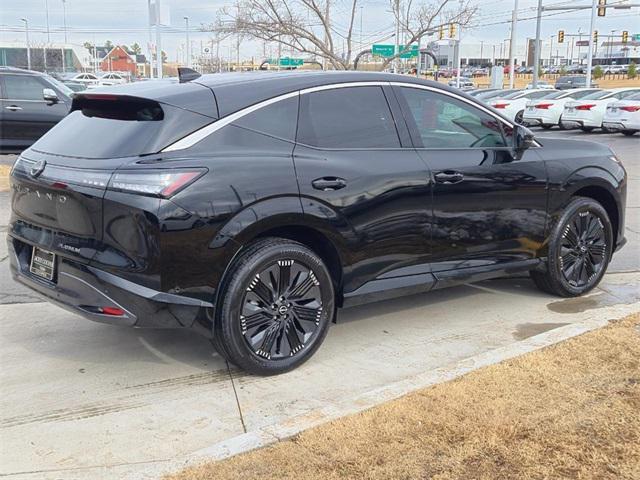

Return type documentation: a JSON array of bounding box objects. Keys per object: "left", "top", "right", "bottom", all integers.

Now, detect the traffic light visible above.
[
  {"left": 439, "top": 26, "right": 444, "bottom": 40},
  {"left": 449, "top": 23, "right": 457, "bottom": 39},
  {"left": 597, "top": 0, "right": 606, "bottom": 17},
  {"left": 558, "top": 30, "right": 565, "bottom": 43},
  {"left": 593, "top": 30, "right": 598, "bottom": 43},
  {"left": 622, "top": 31, "right": 629, "bottom": 43}
]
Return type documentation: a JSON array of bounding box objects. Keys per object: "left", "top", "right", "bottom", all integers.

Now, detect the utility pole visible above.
[
  {"left": 44, "top": 0, "right": 50, "bottom": 71},
  {"left": 62, "top": 0, "right": 67, "bottom": 43},
  {"left": 323, "top": 0, "right": 330, "bottom": 70},
  {"left": 549, "top": 35, "right": 554, "bottom": 67},
  {"left": 236, "top": 3, "right": 241, "bottom": 71},
  {"left": 480, "top": 40, "right": 484, "bottom": 66},
  {"left": 184, "top": 16, "right": 190, "bottom": 67},
  {"left": 532, "top": 0, "right": 543, "bottom": 87},
  {"left": 394, "top": 0, "right": 400, "bottom": 73},
  {"left": 508, "top": 0, "right": 519, "bottom": 89},
  {"left": 155, "top": 0, "right": 162, "bottom": 78},
  {"left": 147, "top": 0, "right": 154, "bottom": 78},
  {"left": 360, "top": 5, "right": 363, "bottom": 48},
  {"left": 585, "top": 0, "right": 597, "bottom": 87},
  {"left": 456, "top": 26, "right": 462, "bottom": 88},
  {"left": 21, "top": 18, "right": 31, "bottom": 70}
]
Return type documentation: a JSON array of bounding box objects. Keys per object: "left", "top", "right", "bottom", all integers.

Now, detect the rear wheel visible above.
[
  {"left": 213, "top": 238, "right": 335, "bottom": 375},
  {"left": 622, "top": 130, "right": 637, "bottom": 136},
  {"left": 531, "top": 197, "right": 612, "bottom": 297},
  {"left": 541, "top": 124, "right": 553, "bottom": 130},
  {"left": 580, "top": 126, "right": 595, "bottom": 133}
]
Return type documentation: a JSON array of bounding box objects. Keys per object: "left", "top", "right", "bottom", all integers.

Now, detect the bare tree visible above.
[{"left": 207, "top": 0, "right": 476, "bottom": 70}]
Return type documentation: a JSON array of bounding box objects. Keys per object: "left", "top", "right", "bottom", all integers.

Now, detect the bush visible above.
[
  {"left": 559, "top": 66, "right": 567, "bottom": 75},
  {"left": 628, "top": 62, "right": 637, "bottom": 79},
  {"left": 593, "top": 65, "right": 603, "bottom": 80}
]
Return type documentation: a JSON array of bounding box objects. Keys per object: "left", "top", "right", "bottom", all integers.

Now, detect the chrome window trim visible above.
[{"left": 162, "top": 80, "right": 539, "bottom": 152}]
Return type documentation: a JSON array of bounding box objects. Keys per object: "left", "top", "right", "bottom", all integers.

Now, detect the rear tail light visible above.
[
  {"left": 620, "top": 105, "right": 640, "bottom": 112},
  {"left": 493, "top": 103, "right": 509, "bottom": 109},
  {"left": 575, "top": 104, "right": 596, "bottom": 111},
  {"left": 534, "top": 103, "right": 554, "bottom": 109},
  {"left": 108, "top": 169, "right": 206, "bottom": 198},
  {"left": 100, "top": 307, "right": 125, "bottom": 316}
]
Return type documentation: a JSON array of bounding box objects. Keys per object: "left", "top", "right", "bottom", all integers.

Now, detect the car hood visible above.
[{"left": 536, "top": 137, "right": 613, "bottom": 158}]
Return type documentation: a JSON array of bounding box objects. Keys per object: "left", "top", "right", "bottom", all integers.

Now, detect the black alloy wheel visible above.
[
  {"left": 531, "top": 197, "right": 612, "bottom": 297},
  {"left": 213, "top": 238, "right": 334, "bottom": 375},
  {"left": 241, "top": 259, "right": 323, "bottom": 360},
  {"left": 558, "top": 211, "right": 607, "bottom": 288}
]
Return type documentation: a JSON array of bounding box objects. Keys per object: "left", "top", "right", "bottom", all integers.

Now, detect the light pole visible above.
[
  {"left": 359, "top": 5, "right": 363, "bottom": 48},
  {"left": 184, "top": 16, "right": 190, "bottom": 67},
  {"left": 608, "top": 30, "right": 617, "bottom": 63},
  {"left": 21, "top": 18, "right": 31, "bottom": 70},
  {"left": 62, "top": 0, "right": 67, "bottom": 43},
  {"left": 508, "top": 0, "right": 519, "bottom": 89},
  {"left": 532, "top": 0, "right": 543, "bottom": 87}
]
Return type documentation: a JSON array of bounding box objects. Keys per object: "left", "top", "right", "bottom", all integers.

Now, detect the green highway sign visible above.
[
  {"left": 372, "top": 44, "right": 395, "bottom": 57},
  {"left": 372, "top": 44, "right": 419, "bottom": 58},
  {"left": 399, "top": 44, "right": 419, "bottom": 58},
  {"left": 268, "top": 57, "right": 304, "bottom": 67}
]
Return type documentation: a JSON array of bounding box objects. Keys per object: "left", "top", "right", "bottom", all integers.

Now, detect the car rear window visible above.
[
  {"left": 581, "top": 91, "right": 612, "bottom": 100},
  {"left": 627, "top": 92, "right": 640, "bottom": 100},
  {"left": 32, "top": 96, "right": 214, "bottom": 158}
]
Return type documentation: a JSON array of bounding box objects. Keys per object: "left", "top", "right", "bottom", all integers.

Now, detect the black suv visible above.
[
  {"left": 8, "top": 72, "right": 627, "bottom": 374},
  {"left": 0, "top": 67, "right": 72, "bottom": 151}
]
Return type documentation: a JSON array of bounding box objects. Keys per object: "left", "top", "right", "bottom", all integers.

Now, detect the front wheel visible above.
[
  {"left": 531, "top": 197, "right": 612, "bottom": 297},
  {"left": 213, "top": 238, "right": 335, "bottom": 375}
]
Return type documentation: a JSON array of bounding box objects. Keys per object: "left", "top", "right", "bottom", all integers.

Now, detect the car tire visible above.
[
  {"left": 541, "top": 124, "right": 553, "bottom": 130},
  {"left": 213, "top": 237, "right": 335, "bottom": 375},
  {"left": 531, "top": 197, "right": 612, "bottom": 297},
  {"left": 580, "top": 126, "right": 595, "bottom": 133},
  {"left": 621, "top": 130, "right": 637, "bottom": 136}
]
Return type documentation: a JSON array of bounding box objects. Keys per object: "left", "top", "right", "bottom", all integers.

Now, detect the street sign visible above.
[
  {"left": 399, "top": 44, "right": 419, "bottom": 58},
  {"left": 267, "top": 57, "right": 304, "bottom": 67},
  {"left": 372, "top": 44, "right": 395, "bottom": 57},
  {"left": 633, "top": 34, "right": 640, "bottom": 41}
]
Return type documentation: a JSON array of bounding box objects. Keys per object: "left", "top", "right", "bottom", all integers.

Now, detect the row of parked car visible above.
[
  {"left": 467, "top": 86, "right": 640, "bottom": 135},
  {"left": 52, "top": 71, "right": 130, "bottom": 92}
]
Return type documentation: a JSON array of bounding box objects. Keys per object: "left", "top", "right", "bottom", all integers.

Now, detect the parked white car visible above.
[
  {"left": 525, "top": 81, "right": 554, "bottom": 90},
  {"left": 99, "top": 72, "right": 128, "bottom": 86},
  {"left": 560, "top": 88, "right": 640, "bottom": 132},
  {"left": 522, "top": 88, "right": 602, "bottom": 129},
  {"left": 71, "top": 72, "right": 100, "bottom": 86},
  {"left": 602, "top": 91, "right": 640, "bottom": 136},
  {"left": 489, "top": 89, "right": 553, "bottom": 124}
]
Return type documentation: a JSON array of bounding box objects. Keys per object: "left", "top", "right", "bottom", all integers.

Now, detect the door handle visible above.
[
  {"left": 311, "top": 177, "right": 347, "bottom": 191},
  {"left": 4, "top": 105, "right": 23, "bottom": 112},
  {"left": 434, "top": 171, "right": 464, "bottom": 184}
]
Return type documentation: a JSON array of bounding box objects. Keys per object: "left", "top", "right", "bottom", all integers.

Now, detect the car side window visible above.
[
  {"left": 297, "top": 86, "right": 400, "bottom": 149},
  {"left": 617, "top": 90, "right": 639, "bottom": 99},
  {"left": 3, "top": 75, "right": 45, "bottom": 101},
  {"left": 399, "top": 87, "right": 507, "bottom": 149},
  {"left": 233, "top": 95, "right": 299, "bottom": 142}
]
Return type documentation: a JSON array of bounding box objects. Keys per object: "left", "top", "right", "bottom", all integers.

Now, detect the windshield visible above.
[{"left": 47, "top": 76, "right": 74, "bottom": 97}]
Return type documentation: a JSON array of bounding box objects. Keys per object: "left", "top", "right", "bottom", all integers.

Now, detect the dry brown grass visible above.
[
  {"left": 0, "top": 165, "right": 11, "bottom": 192},
  {"left": 168, "top": 313, "right": 640, "bottom": 480}
]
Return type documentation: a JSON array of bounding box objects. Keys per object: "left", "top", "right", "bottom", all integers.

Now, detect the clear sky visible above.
[{"left": 1, "top": 0, "right": 639, "bottom": 61}]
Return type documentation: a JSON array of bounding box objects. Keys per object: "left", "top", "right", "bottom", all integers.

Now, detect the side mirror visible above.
[
  {"left": 513, "top": 124, "right": 535, "bottom": 152},
  {"left": 43, "top": 88, "right": 59, "bottom": 104}
]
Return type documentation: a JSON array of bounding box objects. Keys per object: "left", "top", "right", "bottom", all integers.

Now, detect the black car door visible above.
[
  {"left": 0, "top": 73, "right": 69, "bottom": 149},
  {"left": 293, "top": 84, "right": 433, "bottom": 296},
  {"left": 393, "top": 84, "right": 548, "bottom": 273}
]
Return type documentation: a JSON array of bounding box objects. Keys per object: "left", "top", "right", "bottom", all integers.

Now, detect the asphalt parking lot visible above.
[{"left": 1, "top": 129, "right": 639, "bottom": 479}]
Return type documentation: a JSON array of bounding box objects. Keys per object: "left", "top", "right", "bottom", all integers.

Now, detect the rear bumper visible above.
[{"left": 8, "top": 235, "right": 213, "bottom": 332}]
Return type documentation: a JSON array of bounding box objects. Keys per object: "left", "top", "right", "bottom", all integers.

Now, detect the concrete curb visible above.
[{"left": 150, "top": 310, "right": 631, "bottom": 479}]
